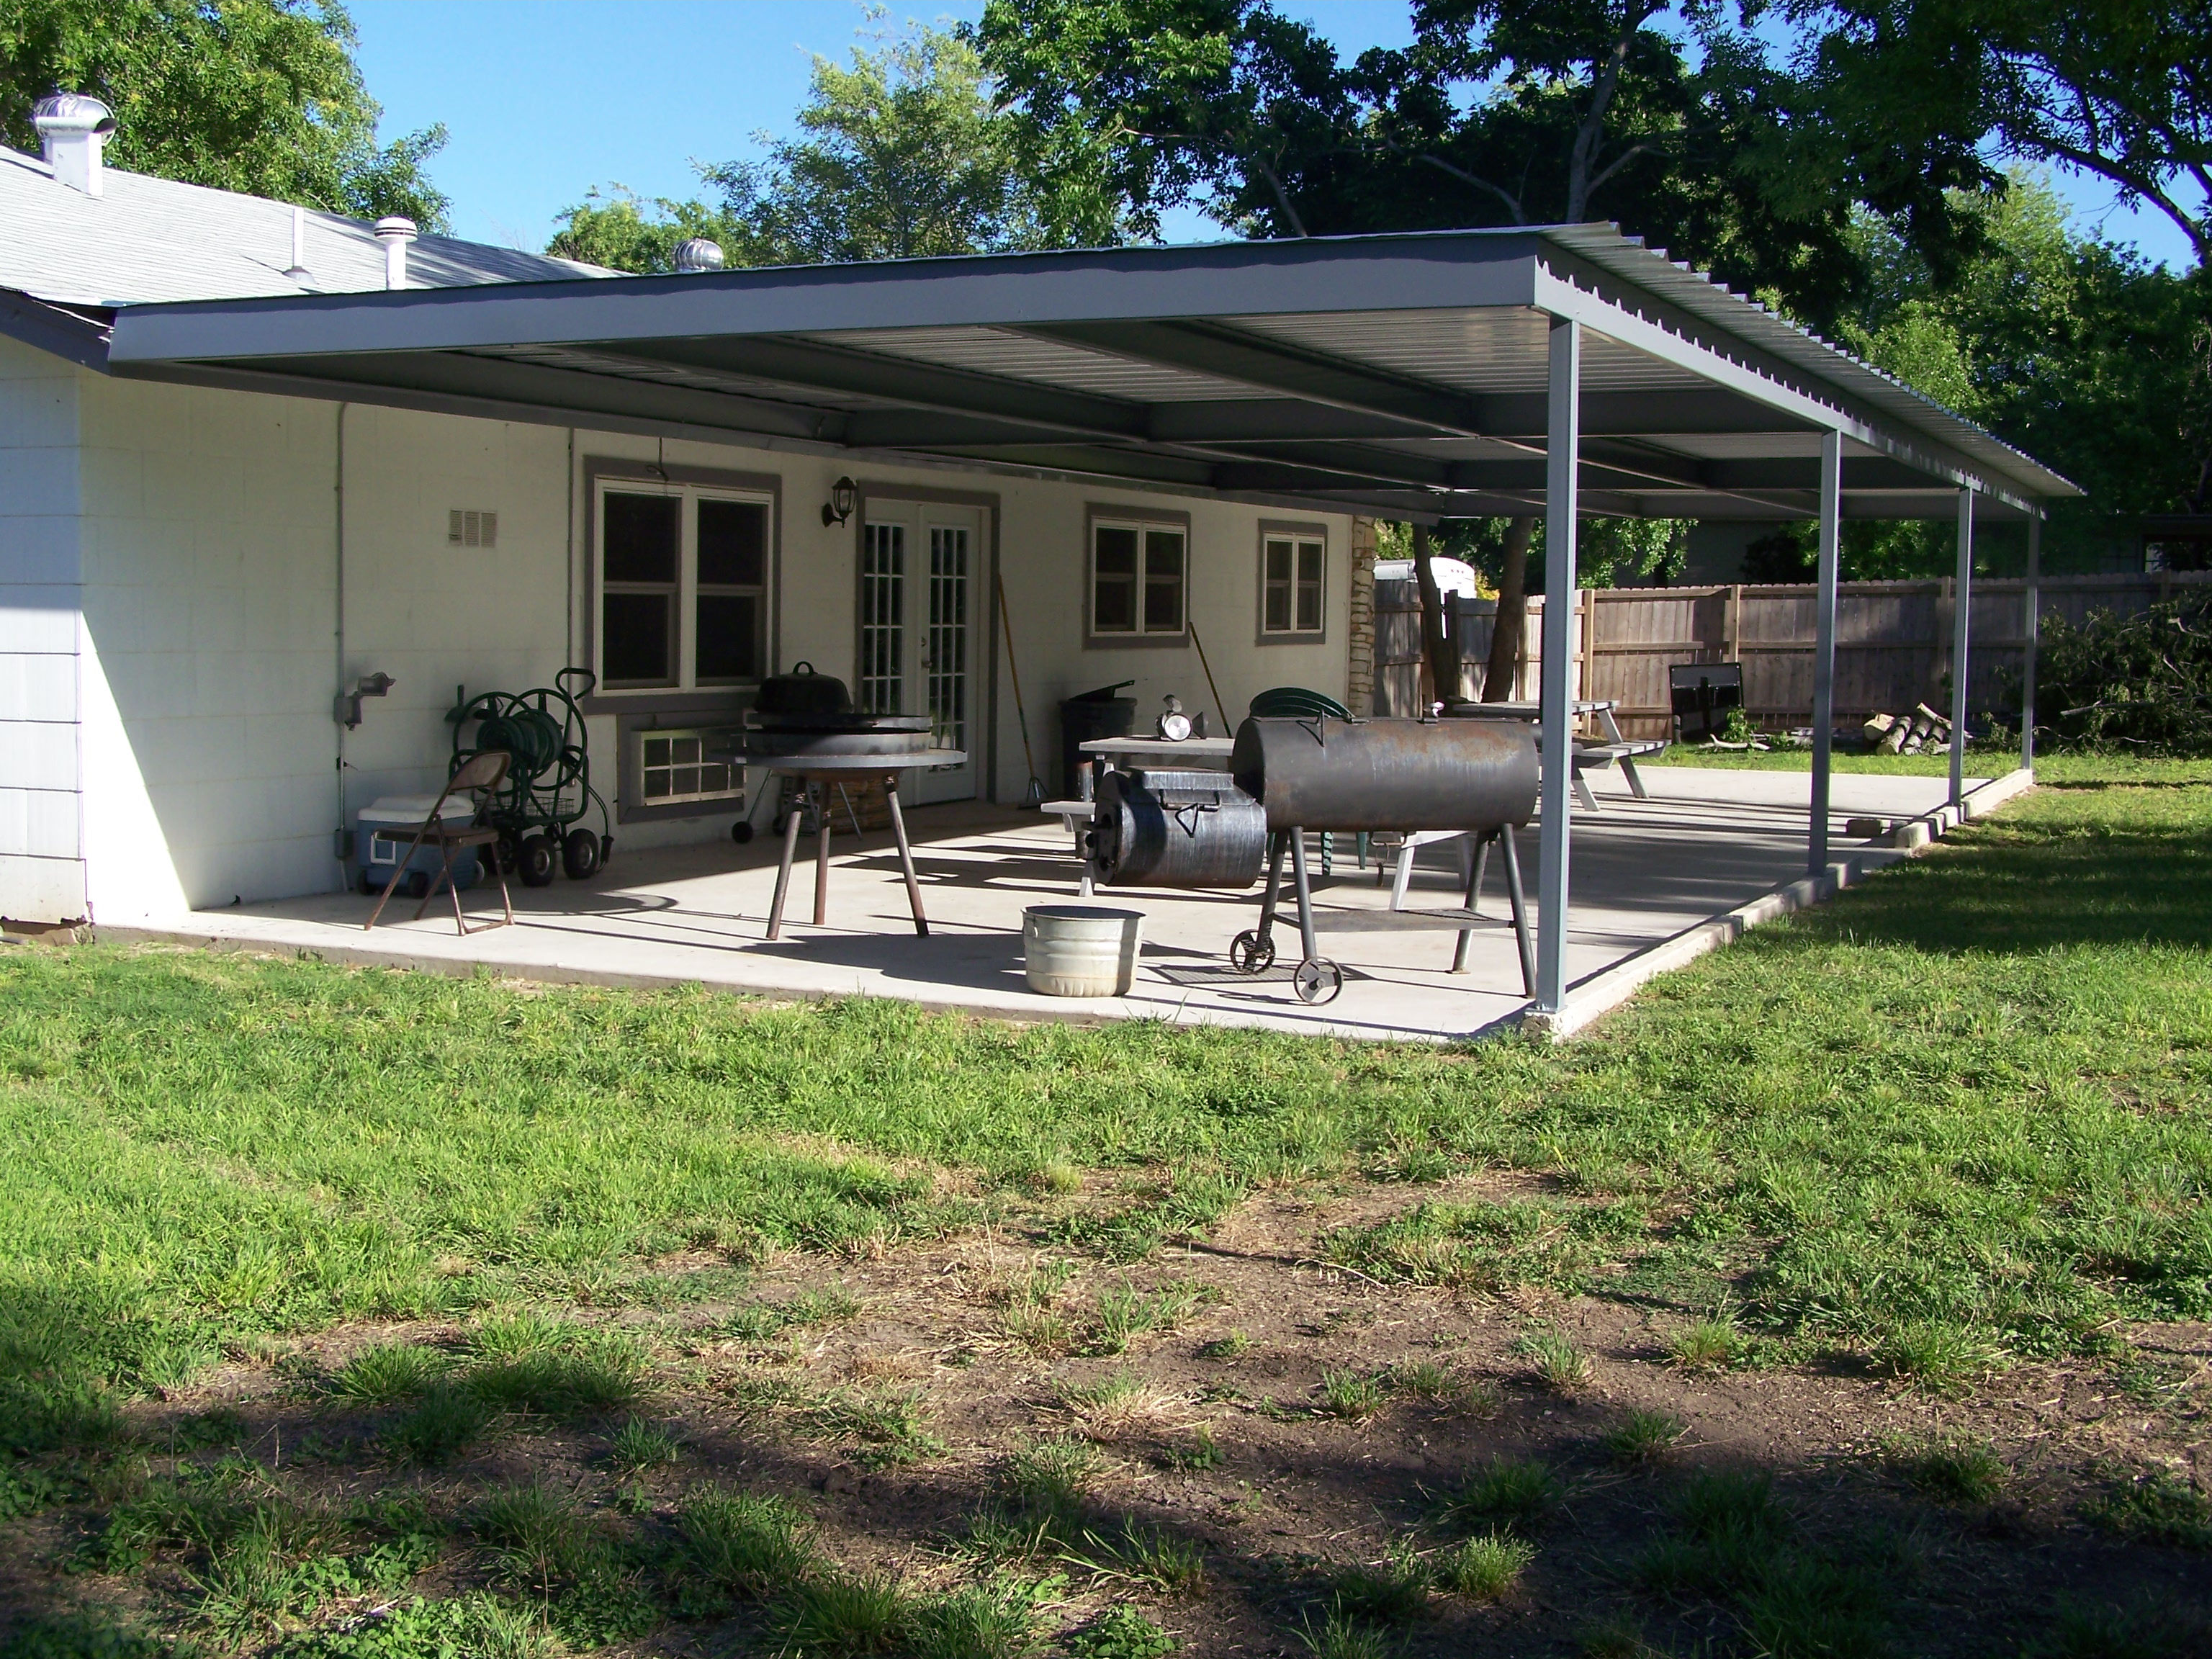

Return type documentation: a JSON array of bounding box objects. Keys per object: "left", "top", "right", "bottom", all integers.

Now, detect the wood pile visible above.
[{"left": 1863, "top": 703, "right": 1952, "bottom": 755}]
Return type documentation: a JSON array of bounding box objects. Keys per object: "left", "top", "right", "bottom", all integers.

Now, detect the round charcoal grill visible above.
[{"left": 1088, "top": 716, "right": 1540, "bottom": 1006}]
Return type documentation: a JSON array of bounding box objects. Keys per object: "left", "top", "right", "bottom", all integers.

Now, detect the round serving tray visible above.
[
  {"left": 737, "top": 728, "right": 932, "bottom": 758},
  {"left": 745, "top": 711, "right": 932, "bottom": 732}
]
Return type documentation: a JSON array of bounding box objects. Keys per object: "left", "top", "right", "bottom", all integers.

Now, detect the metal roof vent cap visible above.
[
  {"left": 32, "top": 91, "right": 116, "bottom": 197},
  {"left": 373, "top": 216, "right": 417, "bottom": 289},
  {"left": 673, "top": 237, "right": 725, "bottom": 273}
]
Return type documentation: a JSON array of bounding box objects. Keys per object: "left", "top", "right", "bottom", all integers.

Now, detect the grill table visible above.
[{"left": 719, "top": 748, "right": 966, "bottom": 940}]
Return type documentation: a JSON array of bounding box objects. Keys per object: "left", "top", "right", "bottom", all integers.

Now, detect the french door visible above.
[{"left": 858, "top": 502, "right": 982, "bottom": 805}]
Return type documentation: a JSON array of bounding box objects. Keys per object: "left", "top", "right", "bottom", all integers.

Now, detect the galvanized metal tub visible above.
[{"left": 1022, "top": 904, "right": 1144, "bottom": 997}]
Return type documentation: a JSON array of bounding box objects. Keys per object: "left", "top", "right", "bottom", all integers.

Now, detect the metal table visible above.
[{"left": 721, "top": 749, "right": 966, "bottom": 940}]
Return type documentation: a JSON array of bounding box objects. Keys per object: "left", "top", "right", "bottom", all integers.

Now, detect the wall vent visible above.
[{"left": 448, "top": 509, "right": 498, "bottom": 547}]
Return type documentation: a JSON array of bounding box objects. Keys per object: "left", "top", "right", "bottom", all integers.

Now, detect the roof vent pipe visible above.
[
  {"left": 673, "top": 237, "right": 725, "bottom": 273},
  {"left": 32, "top": 91, "right": 115, "bottom": 197},
  {"left": 373, "top": 216, "right": 417, "bottom": 289},
  {"left": 284, "top": 204, "right": 312, "bottom": 284}
]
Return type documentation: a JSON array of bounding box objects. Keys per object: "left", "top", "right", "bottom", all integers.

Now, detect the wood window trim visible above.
[
  {"left": 578, "top": 457, "right": 782, "bottom": 715},
  {"left": 1256, "top": 519, "right": 1330, "bottom": 646},
  {"left": 1084, "top": 503, "right": 1192, "bottom": 649}
]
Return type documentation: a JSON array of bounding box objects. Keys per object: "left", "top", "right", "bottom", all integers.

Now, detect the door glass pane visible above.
[
  {"left": 696, "top": 593, "right": 760, "bottom": 684},
  {"left": 603, "top": 493, "right": 679, "bottom": 583},
  {"left": 860, "top": 522, "right": 904, "bottom": 713},
  {"left": 927, "top": 526, "right": 969, "bottom": 755},
  {"left": 602, "top": 592, "right": 674, "bottom": 685},
  {"left": 1143, "top": 529, "right": 1184, "bottom": 632},
  {"left": 697, "top": 498, "right": 767, "bottom": 586}
]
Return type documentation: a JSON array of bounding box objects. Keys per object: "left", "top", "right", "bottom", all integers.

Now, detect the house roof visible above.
[
  {"left": 0, "top": 146, "right": 2074, "bottom": 523},
  {"left": 0, "top": 143, "right": 606, "bottom": 306}
]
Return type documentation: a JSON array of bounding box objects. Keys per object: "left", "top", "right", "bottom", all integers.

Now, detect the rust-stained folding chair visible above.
[{"left": 363, "top": 749, "right": 516, "bottom": 934}]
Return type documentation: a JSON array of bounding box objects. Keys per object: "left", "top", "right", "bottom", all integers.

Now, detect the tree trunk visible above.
[
  {"left": 1413, "top": 523, "right": 1460, "bottom": 710},
  {"left": 1483, "top": 516, "right": 1536, "bottom": 701}
]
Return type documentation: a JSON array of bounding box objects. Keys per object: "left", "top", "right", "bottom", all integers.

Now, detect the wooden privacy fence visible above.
[{"left": 1375, "top": 572, "right": 2212, "bottom": 737}]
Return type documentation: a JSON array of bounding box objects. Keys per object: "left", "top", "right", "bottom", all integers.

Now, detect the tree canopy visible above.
[
  {"left": 550, "top": 22, "right": 1124, "bottom": 274},
  {"left": 0, "top": 0, "right": 449, "bottom": 228}
]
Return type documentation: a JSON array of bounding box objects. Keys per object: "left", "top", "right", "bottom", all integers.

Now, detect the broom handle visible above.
[
  {"left": 996, "top": 572, "right": 1040, "bottom": 783},
  {"left": 1189, "top": 617, "right": 1230, "bottom": 736}
]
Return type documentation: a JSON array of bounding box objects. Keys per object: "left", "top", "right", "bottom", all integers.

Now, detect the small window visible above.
[
  {"left": 1260, "top": 531, "right": 1326, "bottom": 639},
  {"left": 596, "top": 483, "right": 772, "bottom": 692},
  {"left": 637, "top": 729, "right": 742, "bottom": 806},
  {"left": 1090, "top": 516, "right": 1186, "bottom": 639}
]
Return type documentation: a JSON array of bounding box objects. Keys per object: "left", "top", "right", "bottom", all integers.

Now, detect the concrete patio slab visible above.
[{"left": 109, "top": 766, "right": 1982, "bottom": 1043}]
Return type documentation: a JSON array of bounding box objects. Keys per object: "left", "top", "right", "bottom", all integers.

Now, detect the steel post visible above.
[
  {"left": 1951, "top": 489, "right": 1974, "bottom": 805},
  {"left": 1810, "top": 430, "right": 1842, "bottom": 874},
  {"left": 1536, "top": 316, "right": 1580, "bottom": 1013}
]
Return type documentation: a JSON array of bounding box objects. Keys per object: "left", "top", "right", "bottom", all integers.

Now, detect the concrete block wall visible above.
[{"left": 0, "top": 335, "right": 85, "bottom": 923}]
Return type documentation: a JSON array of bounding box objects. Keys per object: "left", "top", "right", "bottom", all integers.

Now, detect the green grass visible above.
[
  {"left": 1439, "top": 1457, "right": 1558, "bottom": 1532},
  {"left": 1434, "top": 1532, "right": 1533, "bottom": 1601},
  {"left": 1, "top": 760, "right": 2209, "bottom": 1428}
]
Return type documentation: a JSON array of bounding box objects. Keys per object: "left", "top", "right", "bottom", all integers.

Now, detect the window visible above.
[
  {"left": 1260, "top": 529, "right": 1326, "bottom": 639},
  {"left": 1089, "top": 514, "right": 1186, "bottom": 639},
  {"left": 596, "top": 483, "right": 771, "bottom": 691},
  {"left": 637, "top": 729, "right": 742, "bottom": 807}
]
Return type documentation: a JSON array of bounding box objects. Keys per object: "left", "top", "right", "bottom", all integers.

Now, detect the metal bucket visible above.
[{"left": 1022, "top": 905, "right": 1143, "bottom": 997}]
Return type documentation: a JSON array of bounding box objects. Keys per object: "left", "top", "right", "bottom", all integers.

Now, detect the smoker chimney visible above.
[
  {"left": 32, "top": 92, "right": 115, "bottom": 198},
  {"left": 374, "top": 216, "right": 417, "bottom": 289},
  {"left": 673, "top": 237, "right": 725, "bottom": 273}
]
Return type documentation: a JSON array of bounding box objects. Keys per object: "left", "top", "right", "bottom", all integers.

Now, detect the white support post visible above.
[
  {"left": 1950, "top": 487, "right": 1974, "bottom": 805},
  {"left": 1809, "top": 431, "right": 1842, "bottom": 875},
  {"left": 2021, "top": 510, "right": 2040, "bottom": 770},
  {"left": 1535, "top": 317, "right": 1580, "bottom": 1015}
]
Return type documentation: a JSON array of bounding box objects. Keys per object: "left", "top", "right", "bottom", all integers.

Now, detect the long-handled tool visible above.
[
  {"left": 997, "top": 572, "right": 1046, "bottom": 806},
  {"left": 1188, "top": 617, "right": 1230, "bottom": 737}
]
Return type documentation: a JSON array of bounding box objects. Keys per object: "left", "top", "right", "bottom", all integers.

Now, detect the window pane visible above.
[
  {"left": 1093, "top": 575, "right": 1136, "bottom": 632},
  {"left": 1145, "top": 529, "right": 1184, "bottom": 582},
  {"left": 602, "top": 592, "right": 674, "bottom": 684},
  {"left": 603, "top": 493, "right": 679, "bottom": 583},
  {"left": 1296, "top": 578, "right": 1322, "bottom": 632},
  {"left": 696, "top": 593, "right": 761, "bottom": 683},
  {"left": 698, "top": 498, "right": 768, "bottom": 587},
  {"left": 644, "top": 737, "right": 670, "bottom": 768},
  {"left": 1265, "top": 583, "right": 1290, "bottom": 632},
  {"left": 1094, "top": 525, "right": 1138, "bottom": 575},
  {"left": 1298, "top": 540, "right": 1323, "bottom": 588},
  {"left": 644, "top": 768, "right": 672, "bottom": 799},
  {"left": 1266, "top": 539, "right": 1292, "bottom": 583},
  {"left": 1143, "top": 530, "right": 1184, "bottom": 632}
]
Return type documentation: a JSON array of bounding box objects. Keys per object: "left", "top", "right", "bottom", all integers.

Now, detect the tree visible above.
[
  {"left": 550, "top": 21, "right": 1126, "bottom": 274},
  {"left": 1789, "top": 0, "right": 2211, "bottom": 267},
  {"left": 0, "top": 0, "right": 449, "bottom": 228}
]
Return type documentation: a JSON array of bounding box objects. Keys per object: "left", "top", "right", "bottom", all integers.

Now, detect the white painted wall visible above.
[
  {"left": 41, "top": 356, "right": 1349, "bottom": 916},
  {"left": 0, "top": 335, "right": 86, "bottom": 923}
]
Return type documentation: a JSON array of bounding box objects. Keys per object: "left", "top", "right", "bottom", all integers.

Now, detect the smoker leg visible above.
[
  {"left": 1500, "top": 823, "right": 1536, "bottom": 998},
  {"left": 767, "top": 778, "right": 804, "bottom": 940},
  {"left": 884, "top": 773, "right": 928, "bottom": 938},
  {"left": 1452, "top": 830, "right": 1490, "bottom": 975},
  {"left": 814, "top": 782, "right": 832, "bottom": 927},
  {"left": 1256, "top": 832, "right": 1288, "bottom": 946},
  {"left": 1290, "top": 828, "right": 1319, "bottom": 966}
]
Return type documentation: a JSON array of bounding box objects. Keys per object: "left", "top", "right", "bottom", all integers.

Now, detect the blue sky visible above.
[{"left": 351, "top": 0, "right": 2194, "bottom": 269}]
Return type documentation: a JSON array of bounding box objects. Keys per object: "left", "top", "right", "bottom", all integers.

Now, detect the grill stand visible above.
[
  {"left": 1232, "top": 824, "right": 1534, "bottom": 1006},
  {"left": 745, "top": 755, "right": 961, "bottom": 941}
]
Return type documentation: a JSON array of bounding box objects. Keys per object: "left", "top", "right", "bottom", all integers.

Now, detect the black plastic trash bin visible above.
[{"left": 1059, "top": 680, "right": 1138, "bottom": 799}]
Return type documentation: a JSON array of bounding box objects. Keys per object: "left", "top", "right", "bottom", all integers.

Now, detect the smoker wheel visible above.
[
  {"left": 1293, "top": 958, "right": 1344, "bottom": 1005},
  {"left": 1228, "top": 930, "right": 1276, "bottom": 975}
]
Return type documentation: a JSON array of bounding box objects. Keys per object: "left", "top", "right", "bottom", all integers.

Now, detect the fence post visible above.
[{"left": 1950, "top": 491, "right": 1974, "bottom": 806}]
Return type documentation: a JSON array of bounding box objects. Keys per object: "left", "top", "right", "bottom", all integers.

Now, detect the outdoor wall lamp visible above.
[
  {"left": 334, "top": 670, "right": 395, "bottom": 729},
  {"left": 822, "top": 476, "right": 858, "bottom": 527}
]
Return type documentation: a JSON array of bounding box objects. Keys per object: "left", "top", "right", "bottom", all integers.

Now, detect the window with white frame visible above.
[
  {"left": 636, "top": 728, "right": 742, "bottom": 807},
  {"left": 1260, "top": 529, "right": 1326, "bottom": 638},
  {"left": 597, "top": 482, "right": 771, "bottom": 690},
  {"left": 1089, "top": 514, "right": 1186, "bottom": 639}
]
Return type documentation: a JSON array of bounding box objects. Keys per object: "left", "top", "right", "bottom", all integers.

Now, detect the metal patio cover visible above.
[{"left": 98, "top": 224, "right": 2076, "bottom": 523}]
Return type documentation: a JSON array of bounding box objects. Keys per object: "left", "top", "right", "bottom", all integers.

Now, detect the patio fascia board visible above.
[
  {"left": 0, "top": 285, "right": 112, "bottom": 370},
  {"left": 104, "top": 231, "right": 1546, "bottom": 364}
]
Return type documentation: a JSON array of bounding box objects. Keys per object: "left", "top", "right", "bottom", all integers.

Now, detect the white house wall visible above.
[
  {"left": 50, "top": 359, "right": 1349, "bottom": 917},
  {"left": 0, "top": 334, "right": 86, "bottom": 924}
]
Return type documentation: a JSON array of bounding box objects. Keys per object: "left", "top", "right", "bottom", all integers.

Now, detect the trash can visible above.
[{"left": 1059, "top": 680, "right": 1137, "bottom": 800}]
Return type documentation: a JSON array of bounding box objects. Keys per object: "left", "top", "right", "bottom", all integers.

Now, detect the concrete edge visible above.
[{"left": 1521, "top": 766, "right": 2036, "bottom": 1041}]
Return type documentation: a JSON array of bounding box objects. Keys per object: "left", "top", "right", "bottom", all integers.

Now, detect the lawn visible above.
[{"left": 2, "top": 757, "right": 2208, "bottom": 1658}]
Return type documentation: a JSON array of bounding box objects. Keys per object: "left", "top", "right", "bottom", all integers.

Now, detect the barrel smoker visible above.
[{"left": 1087, "top": 716, "right": 1539, "bottom": 1005}]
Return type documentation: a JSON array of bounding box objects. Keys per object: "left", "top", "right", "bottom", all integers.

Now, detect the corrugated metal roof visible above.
[{"left": 0, "top": 143, "right": 607, "bottom": 305}]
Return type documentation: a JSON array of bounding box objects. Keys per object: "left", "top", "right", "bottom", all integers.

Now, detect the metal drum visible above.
[
  {"left": 1229, "top": 716, "right": 1538, "bottom": 833},
  {"left": 1089, "top": 768, "right": 1268, "bottom": 889}
]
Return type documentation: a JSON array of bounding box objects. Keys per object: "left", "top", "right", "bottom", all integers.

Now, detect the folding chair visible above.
[{"left": 363, "top": 749, "right": 516, "bottom": 934}]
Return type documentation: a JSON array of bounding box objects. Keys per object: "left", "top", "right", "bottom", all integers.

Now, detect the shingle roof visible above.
[{"left": 0, "top": 144, "right": 609, "bottom": 306}]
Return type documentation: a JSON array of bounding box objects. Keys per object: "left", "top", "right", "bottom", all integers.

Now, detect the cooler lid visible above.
[{"left": 359, "top": 793, "right": 475, "bottom": 824}]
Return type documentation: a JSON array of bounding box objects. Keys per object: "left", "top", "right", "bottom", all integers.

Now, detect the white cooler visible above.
[{"left": 350, "top": 794, "right": 482, "bottom": 897}]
